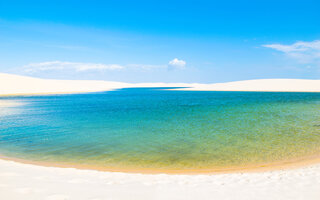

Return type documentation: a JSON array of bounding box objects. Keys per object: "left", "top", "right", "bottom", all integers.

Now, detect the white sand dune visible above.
[
  {"left": 1, "top": 73, "right": 320, "bottom": 96},
  {"left": 1, "top": 73, "right": 320, "bottom": 200},
  {"left": 173, "top": 79, "right": 320, "bottom": 92},
  {"left": 0, "top": 73, "right": 196, "bottom": 96},
  {"left": 0, "top": 73, "right": 130, "bottom": 96}
]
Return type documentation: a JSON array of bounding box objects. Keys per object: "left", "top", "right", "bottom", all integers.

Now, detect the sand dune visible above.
[
  {"left": 1, "top": 73, "right": 320, "bottom": 96},
  {"left": 174, "top": 79, "right": 320, "bottom": 92},
  {"left": 0, "top": 73, "right": 129, "bottom": 96}
]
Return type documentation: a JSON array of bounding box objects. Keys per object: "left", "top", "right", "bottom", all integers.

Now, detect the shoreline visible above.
[
  {"left": 2, "top": 89, "right": 320, "bottom": 98},
  {"left": 1, "top": 156, "right": 320, "bottom": 200},
  {"left": 1, "top": 152, "right": 320, "bottom": 175}
]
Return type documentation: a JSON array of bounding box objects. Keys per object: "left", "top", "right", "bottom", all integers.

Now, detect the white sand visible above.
[
  {"left": 0, "top": 73, "right": 197, "bottom": 96},
  {"left": 1, "top": 159, "right": 320, "bottom": 200},
  {"left": 1, "top": 73, "right": 320, "bottom": 200},
  {"left": 2, "top": 73, "right": 320, "bottom": 96},
  {"left": 172, "top": 79, "right": 320, "bottom": 92},
  {"left": 0, "top": 73, "right": 130, "bottom": 96}
]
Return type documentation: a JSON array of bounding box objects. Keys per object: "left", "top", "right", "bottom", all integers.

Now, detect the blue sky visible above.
[{"left": 0, "top": 0, "right": 320, "bottom": 83}]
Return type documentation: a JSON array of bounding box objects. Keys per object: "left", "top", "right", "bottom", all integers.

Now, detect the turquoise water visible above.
[{"left": 1, "top": 88, "right": 320, "bottom": 172}]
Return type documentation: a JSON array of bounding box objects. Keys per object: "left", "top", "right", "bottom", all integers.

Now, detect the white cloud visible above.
[
  {"left": 263, "top": 40, "right": 320, "bottom": 65},
  {"left": 23, "top": 59, "right": 187, "bottom": 75},
  {"left": 24, "top": 61, "right": 124, "bottom": 73},
  {"left": 168, "top": 58, "right": 186, "bottom": 70}
]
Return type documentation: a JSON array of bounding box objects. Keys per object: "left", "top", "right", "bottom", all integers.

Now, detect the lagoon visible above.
[{"left": 1, "top": 88, "right": 320, "bottom": 173}]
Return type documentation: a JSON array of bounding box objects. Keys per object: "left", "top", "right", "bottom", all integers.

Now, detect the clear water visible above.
[{"left": 1, "top": 88, "right": 320, "bottom": 172}]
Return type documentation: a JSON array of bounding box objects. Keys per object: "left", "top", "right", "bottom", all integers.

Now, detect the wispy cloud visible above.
[
  {"left": 24, "top": 61, "right": 124, "bottom": 73},
  {"left": 168, "top": 58, "right": 186, "bottom": 70},
  {"left": 263, "top": 40, "right": 320, "bottom": 65},
  {"left": 23, "top": 59, "right": 187, "bottom": 74}
]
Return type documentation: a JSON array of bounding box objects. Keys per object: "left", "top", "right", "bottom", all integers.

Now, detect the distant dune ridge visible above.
[
  {"left": 0, "top": 73, "right": 129, "bottom": 96},
  {"left": 1, "top": 73, "right": 320, "bottom": 96},
  {"left": 174, "top": 79, "right": 320, "bottom": 92}
]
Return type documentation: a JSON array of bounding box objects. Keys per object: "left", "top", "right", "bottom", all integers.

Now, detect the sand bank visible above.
[
  {"left": 0, "top": 73, "right": 129, "bottom": 96},
  {"left": 1, "top": 73, "right": 320, "bottom": 96},
  {"left": 0, "top": 73, "right": 194, "bottom": 96}
]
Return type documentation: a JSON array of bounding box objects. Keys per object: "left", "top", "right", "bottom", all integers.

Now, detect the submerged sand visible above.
[{"left": 1, "top": 73, "right": 320, "bottom": 199}]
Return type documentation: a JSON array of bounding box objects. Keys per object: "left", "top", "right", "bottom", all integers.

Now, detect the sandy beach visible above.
[
  {"left": 1, "top": 73, "right": 320, "bottom": 200},
  {"left": 1, "top": 159, "right": 320, "bottom": 200}
]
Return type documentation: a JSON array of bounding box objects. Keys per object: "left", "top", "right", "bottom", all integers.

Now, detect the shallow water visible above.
[{"left": 1, "top": 88, "right": 320, "bottom": 172}]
